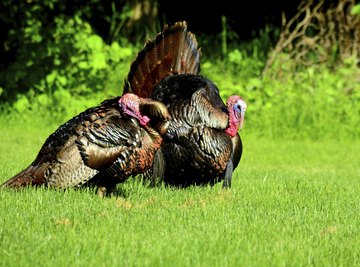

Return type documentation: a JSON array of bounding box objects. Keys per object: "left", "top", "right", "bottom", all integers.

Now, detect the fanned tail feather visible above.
[
  {"left": 0, "top": 164, "right": 47, "bottom": 188},
  {"left": 124, "top": 21, "right": 201, "bottom": 97}
]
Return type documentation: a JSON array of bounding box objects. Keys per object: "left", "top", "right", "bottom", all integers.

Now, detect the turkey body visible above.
[
  {"left": 123, "top": 21, "right": 246, "bottom": 188},
  {"left": 151, "top": 74, "right": 243, "bottom": 187},
  {"left": 1, "top": 95, "right": 169, "bottom": 194}
]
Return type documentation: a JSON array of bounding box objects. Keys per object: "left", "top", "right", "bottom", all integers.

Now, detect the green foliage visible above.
[
  {"left": 259, "top": 68, "right": 359, "bottom": 139},
  {"left": 351, "top": 3, "right": 360, "bottom": 15},
  {"left": 0, "top": 6, "right": 359, "bottom": 140},
  {"left": 0, "top": 0, "right": 138, "bottom": 119},
  {"left": 105, "top": 1, "right": 134, "bottom": 43},
  {"left": 201, "top": 39, "right": 360, "bottom": 140},
  {"left": 1, "top": 11, "right": 137, "bottom": 120}
]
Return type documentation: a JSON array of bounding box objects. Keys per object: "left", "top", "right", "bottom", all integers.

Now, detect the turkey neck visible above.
[
  {"left": 142, "top": 124, "right": 163, "bottom": 149},
  {"left": 225, "top": 108, "right": 240, "bottom": 138}
]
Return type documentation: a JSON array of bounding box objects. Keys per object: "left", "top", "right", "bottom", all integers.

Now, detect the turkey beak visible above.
[
  {"left": 238, "top": 99, "right": 247, "bottom": 130},
  {"left": 124, "top": 107, "right": 150, "bottom": 126},
  {"left": 240, "top": 109, "right": 245, "bottom": 130},
  {"left": 138, "top": 114, "right": 150, "bottom": 126}
]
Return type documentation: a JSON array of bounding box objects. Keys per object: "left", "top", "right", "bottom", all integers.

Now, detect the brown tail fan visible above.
[{"left": 123, "top": 21, "right": 201, "bottom": 97}]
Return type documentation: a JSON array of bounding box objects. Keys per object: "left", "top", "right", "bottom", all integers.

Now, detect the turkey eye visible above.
[{"left": 234, "top": 103, "right": 240, "bottom": 112}]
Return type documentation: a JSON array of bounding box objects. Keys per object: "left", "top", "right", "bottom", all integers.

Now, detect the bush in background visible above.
[
  {"left": 9, "top": 16, "right": 135, "bottom": 119},
  {"left": 0, "top": 0, "right": 359, "bottom": 140},
  {"left": 202, "top": 51, "right": 360, "bottom": 140},
  {"left": 0, "top": 0, "right": 137, "bottom": 120}
]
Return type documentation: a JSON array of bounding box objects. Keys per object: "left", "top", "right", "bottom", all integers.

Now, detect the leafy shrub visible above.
[
  {"left": 2, "top": 14, "right": 137, "bottom": 121},
  {"left": 202, "top": 49, "right": 360, "bottom": 140},
  {"left": 0, "top": 6, "right": 359, "bottom": 140}
]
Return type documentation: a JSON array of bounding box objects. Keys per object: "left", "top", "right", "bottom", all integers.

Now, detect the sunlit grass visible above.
[{"left": 0, "top": 115, "right": 359, "bottom": 267}]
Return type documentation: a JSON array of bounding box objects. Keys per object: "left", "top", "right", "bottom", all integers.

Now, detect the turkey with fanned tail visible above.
[
  {"left": 0, "top": 93, "right": 170, "bottom": 196},
  {"left": 123, "top": 21, "right": 247, "bottom": 188}
]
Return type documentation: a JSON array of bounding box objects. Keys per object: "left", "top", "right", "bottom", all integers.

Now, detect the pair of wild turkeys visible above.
[{"left": 0, "top": 21, "right": 247, "bottom": 196}]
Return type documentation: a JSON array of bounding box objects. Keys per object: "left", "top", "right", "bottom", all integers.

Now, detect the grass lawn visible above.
[{"left": 0, "top": 115, "right": 359, "bottom": 267}]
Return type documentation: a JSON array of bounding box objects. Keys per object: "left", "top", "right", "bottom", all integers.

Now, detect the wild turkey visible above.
[
  {"left": 0, "top": 93, "right": 170, "bottom": 195},
  {"left": 124, "top": 21, "right": 247, "bottom": 188}
]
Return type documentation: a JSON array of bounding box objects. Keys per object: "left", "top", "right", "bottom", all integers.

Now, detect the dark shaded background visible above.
[{"left": 158, "top": 0, "right": 303, "bottom": 40}]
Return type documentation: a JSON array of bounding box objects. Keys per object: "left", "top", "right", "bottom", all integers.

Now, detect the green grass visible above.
[{"left": 0, "top": 115, "right": 360, "bottom": 267}]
